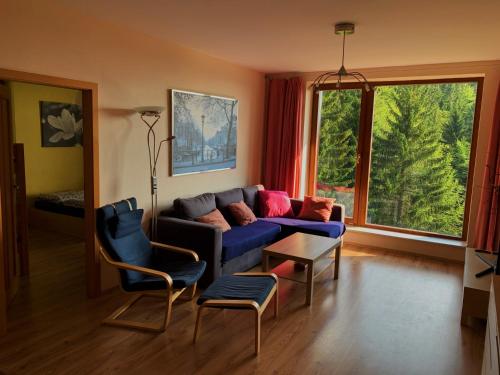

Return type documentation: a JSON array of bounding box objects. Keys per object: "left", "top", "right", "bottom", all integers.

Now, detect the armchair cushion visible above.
[
  {"left": 96, "top": 198, "right": 153, "bottom": 284},
  {"left": 125, "top": 259, "right": 207, "bottom": 292},
  {"left": 109, "top": 208, "right": 144, "bottom": 239},
  {"left": 197, "top": 274, "right": 276, "bottom": 306}
]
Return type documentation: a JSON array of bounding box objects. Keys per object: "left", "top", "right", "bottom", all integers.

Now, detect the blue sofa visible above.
[{"left": 157, "top": 185, "right": 345, "bottom": 287}]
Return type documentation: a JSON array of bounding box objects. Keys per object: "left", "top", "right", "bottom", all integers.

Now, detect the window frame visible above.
[{"left": 308, "top": 77, "right": 484, "bottom": 240}]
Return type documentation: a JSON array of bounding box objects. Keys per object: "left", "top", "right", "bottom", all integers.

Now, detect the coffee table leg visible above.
[
  {"left": 263, "top": 253, "right": 269, "bottom": 272},
  {"left": 306, "top": 260, "right": 314, "bottom": 305},
  {"left": 334, "top": 244, "right": 341, "bottom": 280}
]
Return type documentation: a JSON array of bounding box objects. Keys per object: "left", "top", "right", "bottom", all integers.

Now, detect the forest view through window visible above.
[{"left": 314, "top": 80, "right": 479, "bottom": 238}]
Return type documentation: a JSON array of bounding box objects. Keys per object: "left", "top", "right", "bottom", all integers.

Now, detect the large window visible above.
[{"left": 310, "top": 79, "right": 482, "bottom": 239}]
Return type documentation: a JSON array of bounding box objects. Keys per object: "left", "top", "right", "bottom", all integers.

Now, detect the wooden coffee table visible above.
[{"left": 262, "top": 232, "right": 342, "bottom": 305}]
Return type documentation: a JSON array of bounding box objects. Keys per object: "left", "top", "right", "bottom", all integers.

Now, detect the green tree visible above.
[
  {"left": 368, "top": 85, "right": 464, "bottom": 236},
  {"left": 317, "top": 89, "right": 360, "bottom": 187},
  {"left": 440, "top": 83, "right": 477, "bottom": 186},
  {"left": 316, "top": 90, "right": 361, "bottom": 216}
]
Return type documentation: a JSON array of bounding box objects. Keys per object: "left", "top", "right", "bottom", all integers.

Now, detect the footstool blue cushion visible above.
[{"left": 197, "top": 275, "right": 276, "bottom": 306}]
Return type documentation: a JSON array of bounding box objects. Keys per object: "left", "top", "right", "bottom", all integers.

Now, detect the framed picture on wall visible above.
[
  {"left": 40, "top": 101, "right": 83, "bottom": 147},
  {"left": 170, "top": 89, "right": 238, "bottom": 176}
]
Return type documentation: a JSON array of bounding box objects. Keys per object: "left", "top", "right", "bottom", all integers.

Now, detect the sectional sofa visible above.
[{"left": 157, "top": 185, "right": 345, "bottom": 287}]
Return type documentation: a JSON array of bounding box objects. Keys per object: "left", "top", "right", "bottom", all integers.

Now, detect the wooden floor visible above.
[{"left": 0, "top": 230, "right": 485, "bottom": 375}]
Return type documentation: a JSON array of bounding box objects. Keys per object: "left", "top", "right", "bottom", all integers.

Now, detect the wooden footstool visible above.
[{"left": 193, "top": 272, "right": 278, "bottom": 355}]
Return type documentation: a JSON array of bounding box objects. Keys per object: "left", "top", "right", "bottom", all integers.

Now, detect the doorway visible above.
[{"left": 0, "top": 69, "right": 99, "bottom": 335}]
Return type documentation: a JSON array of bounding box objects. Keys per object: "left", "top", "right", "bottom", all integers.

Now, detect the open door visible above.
[
  {"left": 13, "top": 143, "right": 28, "bottom": 276},
  {"left": 0, "top": 83, "right": 20, "bottom": 307}
]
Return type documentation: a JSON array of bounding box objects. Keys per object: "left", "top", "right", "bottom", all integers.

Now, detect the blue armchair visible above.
[{"left": 96, "top": 198, "right": 206, "bottom": 332}]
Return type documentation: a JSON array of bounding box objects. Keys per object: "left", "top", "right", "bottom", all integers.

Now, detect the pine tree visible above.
[
  {"left": 368, "top": 85, "right": 464, "bottom": 236},
  {"left": 316, "top": 90, "right": 360, "bottom": 188},
  {"left": 441, "top": 83, "right": 477, "bottom": 186}
]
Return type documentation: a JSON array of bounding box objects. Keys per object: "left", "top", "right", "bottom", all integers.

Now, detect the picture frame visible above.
[
  {"left": 40, "top": 101, "right": 83, "bottom": 147},
  {"left": 170, "top": 89, "right": 238, "bottom": 176}
]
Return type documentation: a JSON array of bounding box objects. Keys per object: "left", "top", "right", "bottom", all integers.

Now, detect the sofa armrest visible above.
[
  {"left": 331, "top": 203, "right": 345, "bottom": 223},
  {"left": 290, "top": 198, "right": 345, "bottom": 223},
  {"left": 156, "top": 216, "right": 222, "bottom": 286}
]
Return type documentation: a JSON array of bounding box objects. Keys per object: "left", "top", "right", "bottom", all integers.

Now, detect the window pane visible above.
[
  {"left": 316, "top": 89, "right": 362, "bottom": 217},
  {"left": 367, "top": 82, "right": 478, "bottom": 236}
]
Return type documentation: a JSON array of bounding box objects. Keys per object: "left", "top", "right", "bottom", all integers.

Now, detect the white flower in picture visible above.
[{"left": 47, "top": 109, "right": 83, "bottom": 143}]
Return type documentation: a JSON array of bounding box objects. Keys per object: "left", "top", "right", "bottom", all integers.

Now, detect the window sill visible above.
[{"left": 346, "top": 225, "right": 466, "bottom": 249}]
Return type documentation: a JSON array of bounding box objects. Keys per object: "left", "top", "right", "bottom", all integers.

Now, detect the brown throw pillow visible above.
[
  {"left": 195, "top": 209, "right": 231, "bottom": 232},
  {"left": 228, "top": 200, "right": 257, "bottom": 226},
  {"left": 298, "top": 196, "right": 335, "bottom": 222}
]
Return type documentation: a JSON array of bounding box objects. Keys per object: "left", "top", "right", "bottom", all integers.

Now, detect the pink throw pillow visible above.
[{"left": 258, "top": 190, "right": 294, "bottom": 218}]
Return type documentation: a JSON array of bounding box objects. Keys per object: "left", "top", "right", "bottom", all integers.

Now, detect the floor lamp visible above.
[{"left": 134, "top": 106, "right": 175, "bottom": 240}]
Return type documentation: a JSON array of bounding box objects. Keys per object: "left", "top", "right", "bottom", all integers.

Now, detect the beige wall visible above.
[
  {"left": 269, "top": 60, "right": 500, "bottom": 260},
  {"left": 0, "top": 0, "right": 265, "bottom": 289}
]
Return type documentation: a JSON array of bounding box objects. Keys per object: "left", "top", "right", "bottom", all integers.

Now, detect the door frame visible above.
[{"left": 0, "top": 68, "right": 100, "bottom": 334}]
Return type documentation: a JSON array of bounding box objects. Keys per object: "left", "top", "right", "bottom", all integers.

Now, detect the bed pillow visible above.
[
  {"left": 298, "top": 196, "right": 335, "bottom": 222},
  {"left": 258, "top": 190, "right": 294, "bottom": 218},
  {"left": 195, "top": 209, "right": 231, "bottom": 232},
  {"left": 228, "top": 200, "right": 257, "bottom": 226}
]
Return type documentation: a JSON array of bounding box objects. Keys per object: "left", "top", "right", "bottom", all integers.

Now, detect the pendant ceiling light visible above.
[{"left": 312, "top": 22, "right": 371, "bottom": 91}]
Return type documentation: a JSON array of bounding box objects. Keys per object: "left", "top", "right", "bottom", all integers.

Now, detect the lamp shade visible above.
[{"left": 134, "top": 106, "right": 164, "bottom": 116}]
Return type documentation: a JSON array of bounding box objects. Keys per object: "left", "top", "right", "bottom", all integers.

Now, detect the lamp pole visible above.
[
  {"left": 135, "top": 106, "right": 175, "bottom": 241},
  {"left": 201, "top": 114, "right": 205, "bottom": 162}
]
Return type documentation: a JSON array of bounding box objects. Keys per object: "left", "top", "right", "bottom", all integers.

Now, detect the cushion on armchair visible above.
[{"left": 124, "top": 259, "right": 207, "bottom": 292}]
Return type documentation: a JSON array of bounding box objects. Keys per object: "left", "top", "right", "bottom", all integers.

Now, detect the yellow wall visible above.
[{"left": 10, "top": 82, "right": 83, "bottom": 198}]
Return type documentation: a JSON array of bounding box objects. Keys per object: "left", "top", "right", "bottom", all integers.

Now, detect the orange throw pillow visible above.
[
  {"left": 298, "top": 196, "right": 335, "bottom": 222},
  {"left": 195, "top": 209, "right": 231, "bottom": 232},
  {"left": 228, "top": 200, "right": 257, "bottom": 226}
]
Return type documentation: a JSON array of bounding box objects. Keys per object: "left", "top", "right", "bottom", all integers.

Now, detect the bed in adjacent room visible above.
[{"left": 29, "top": 190, "right": 85, "bottom": 238}]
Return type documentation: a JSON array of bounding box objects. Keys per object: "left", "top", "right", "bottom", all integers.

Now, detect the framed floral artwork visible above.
[{"left": 40, "top": 101, "right": 83, "bottom": 147}]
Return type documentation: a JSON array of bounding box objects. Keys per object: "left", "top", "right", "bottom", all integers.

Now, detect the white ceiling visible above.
[{"left": 58, "top": 0, "right": 500, "bottom": 73}]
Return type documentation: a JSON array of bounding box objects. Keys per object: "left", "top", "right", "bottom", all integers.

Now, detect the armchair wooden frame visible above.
[
  {"left": 99, "top": 240, "right": 200, "bottom": 333},
  {"left": 193, "top": 272, "right": 279, "bottom": 355}
]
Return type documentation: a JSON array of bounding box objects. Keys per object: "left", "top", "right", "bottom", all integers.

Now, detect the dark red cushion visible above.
[{"left": 258, "top": 190, "right": 294, "bottom": 218}]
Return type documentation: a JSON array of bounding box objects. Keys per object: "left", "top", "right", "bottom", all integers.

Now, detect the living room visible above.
[{"left": 0, "top": 0, "right": 499, "bottom": 374}]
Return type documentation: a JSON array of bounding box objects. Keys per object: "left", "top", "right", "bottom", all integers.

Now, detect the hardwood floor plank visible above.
[{"left": 0, "top": 231, "right": 484, "bottom": 374}]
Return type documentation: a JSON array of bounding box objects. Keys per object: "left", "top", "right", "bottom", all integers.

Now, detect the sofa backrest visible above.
[
  {"left": 214, "top": 188, "right": 244, "bottom": 224},
  {"left": 173, "top": 192, "right": 216, "bottom": 220},
  {"left": 165, "top": 185, "right": 264, "bottom": 221}
]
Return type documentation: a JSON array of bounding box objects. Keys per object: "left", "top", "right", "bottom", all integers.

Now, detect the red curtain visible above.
[
  {"left": 474, "top": 83, "right": 500, "bottom": 251},
  {"left": 263, "top": 77, "right": 305, "bottom": 197}
]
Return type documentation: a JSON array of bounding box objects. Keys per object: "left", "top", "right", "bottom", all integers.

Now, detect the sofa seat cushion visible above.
[
  {"left": 124, "top": 259, "right": 207, "bottom": 292},
  {"left": 259, "top": 217, "right": 346, "bottom": 238},
  {"left": 197, "top": 274, "right": 276, "bottom": 306},
  {"left": 222, "top": 220, "right": 281, "bottom": 263}
]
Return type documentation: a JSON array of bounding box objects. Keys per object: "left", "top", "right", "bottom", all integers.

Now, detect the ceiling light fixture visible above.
[{"left": 312, "top": 22, "right": 371, "bottom": 92}]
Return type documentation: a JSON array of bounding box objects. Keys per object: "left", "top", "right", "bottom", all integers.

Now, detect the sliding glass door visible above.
[{"left": 309, "top": 79, "right": 482, "bottom": 239}]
